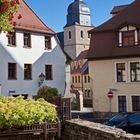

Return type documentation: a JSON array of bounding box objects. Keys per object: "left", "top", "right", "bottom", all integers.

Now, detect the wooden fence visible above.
[{"left": 0, "top": 121, "right": 61, "bottom": 140}]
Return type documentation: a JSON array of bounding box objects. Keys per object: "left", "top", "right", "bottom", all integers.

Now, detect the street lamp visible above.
[{"left": 38, "top": 73, "right": 45, "bottom": 87}]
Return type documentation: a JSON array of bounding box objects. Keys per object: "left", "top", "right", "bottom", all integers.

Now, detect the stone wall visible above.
[{"left": 62, "top": 119, "right": 140, "bottom": 140}]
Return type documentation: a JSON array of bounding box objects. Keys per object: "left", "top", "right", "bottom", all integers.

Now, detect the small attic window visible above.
[
  {"left": 119, "top": 25, "right": 138, "bottom": 47},
  {"left": 122, "top": 31, "right": 135, "bottom": 46}
]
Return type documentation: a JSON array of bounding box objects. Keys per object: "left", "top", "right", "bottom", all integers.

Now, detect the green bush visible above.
[
  {"left": 0, "top": 96, "right": 57, "bottom": 129},
  {"left": 35, "top": 86, "right": 59, "bottom": 103}
]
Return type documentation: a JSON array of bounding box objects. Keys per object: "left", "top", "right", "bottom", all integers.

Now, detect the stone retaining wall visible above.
[{"left": 62, "top": 119, "right": 140, "bottom": 140}]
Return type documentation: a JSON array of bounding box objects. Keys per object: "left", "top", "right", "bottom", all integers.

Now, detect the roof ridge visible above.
[{"left": 15, "top": 0, "right": 55, "bottom": 34}]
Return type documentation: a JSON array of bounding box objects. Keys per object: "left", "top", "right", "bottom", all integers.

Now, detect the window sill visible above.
[
  {"left": 7, "top": 44, "right": 16, "bottom": 47},
  {"left": 115, "top": 81, "right": 140, "bottom": 84},
  {"left": 23, "top": 46, "right": 31, "bottom": 49},
  {"left": 8, "top": 78, "right": 17, "bottom": 80},
  {"left": 44, "top": 48, "right": 52, "bottom": 51},
  {"left": 24, "top": 79, "right": 32, "bottom": 80},
  {"left": 118, "top": 44, "right": 138, "bottom": 48}
]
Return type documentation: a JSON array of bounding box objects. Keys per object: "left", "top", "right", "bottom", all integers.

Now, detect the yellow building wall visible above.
[{"left": 88, "top": 57, "right": 140, "bottom": 112}]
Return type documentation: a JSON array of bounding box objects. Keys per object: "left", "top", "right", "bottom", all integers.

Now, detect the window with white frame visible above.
[
  {"left": 119, "top": 25, "right": 138, "bottom": 47},
  {"left": 130, "top": 62, "right": 140, "bottom": 82},
  {"left": 7, "top": 32, "right": 16, "bottom": 46},
  {"left": 45, "top": 36, "right": 51, "bottom": 50},
  {"left": 122, "top": 31, "right": 135, "bottom": 46},
  {"left": 118, "top": 96, "right": 127, "bottom": 113},
  {"left": 23, "top": 32, "right": 31, "bottom": 48},
  {"left": 116, "top": 63, "right": 126, "bottom": 82},
  {"left": 132, "top": 96, "right": 140, "bottom": 111}
]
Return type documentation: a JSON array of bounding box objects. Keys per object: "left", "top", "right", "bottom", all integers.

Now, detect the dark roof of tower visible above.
[
  {"left": 68, "top": 0, "right": 89, "bottom": 14},
  {"left": 66, "top": 0, "right": 91, "bottom": 27}
]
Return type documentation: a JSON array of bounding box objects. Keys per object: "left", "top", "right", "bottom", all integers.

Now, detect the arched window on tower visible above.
[
  {"left": 81, "top": 30, "right": 84, "bottom": 39},
  {"left": 68, "top": 31, "right": 71, "bottom": 39}
]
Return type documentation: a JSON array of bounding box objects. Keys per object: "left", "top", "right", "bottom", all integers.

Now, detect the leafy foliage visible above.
[
  {"left": 0, "top": 96, "right": 57, "bottom": 129},
  {"left": 35, "top": 86, "right": 59, "bottom": 103},
  {"left": 0, "top": 0, "right": 21, "bottom": 31}
]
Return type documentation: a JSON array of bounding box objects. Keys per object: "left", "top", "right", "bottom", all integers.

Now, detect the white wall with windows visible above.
[
  {"left": 0, "top": 30, "right": 66, "bottom": 97},
  {"left": 88, "top": 57, "right": 140, "bottom": 112}
]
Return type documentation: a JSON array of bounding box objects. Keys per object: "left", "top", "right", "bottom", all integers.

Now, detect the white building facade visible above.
[{"left": 0, "top": 0, "right": 66, "bottom": 97}]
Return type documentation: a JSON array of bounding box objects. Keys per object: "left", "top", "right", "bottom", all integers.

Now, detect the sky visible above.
[{"left": 24, "top": 0, "right": 134, "bottom": 33}]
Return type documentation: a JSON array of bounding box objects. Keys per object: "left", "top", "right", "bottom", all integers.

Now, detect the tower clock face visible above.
[{"left": 81, "top": 7, "right": 89, "bottom": 13}]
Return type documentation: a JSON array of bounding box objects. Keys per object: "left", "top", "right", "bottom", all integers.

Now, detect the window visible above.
[
  {"left": 8, "top": 63, "right": 17, "bottom": 80},
  {"left": 13, "top": 94, "right": 28, "bottom": 99},
  {"left": 78, "top": 76, "right": 80, "bottom": 83},
  {"left": 84, "top": 75, "right": 87, "bottom": 83},
  {"left": 24, "top": 64, "right": 32, "bottom": 80},
  {"left": 132, "top": 96, "right": 140, "bottom": 111},
  {"left": 7, "top": 32, "right": 16, "bottom": 46},
  {"left": 23, "top": 33, "right": 31, "bottom": 48},
  {"left": 22, "top": 94, "right": 28, "bottom": 99},
  {"left": 88, "top": 33, "right": 91, "bottom": 39},
  {"left": 45, "top": 36, "right": 51, "bottom": 49},
  {"left": 116, "top": 63, "right": 126, "bottom": 82},
  {"left": 81, "top": 30, "right": 83, "bottom": 38},
  {"left": 12, "top": 95, "right": 19, "bottom": 98},
  {"left": 122, "top": 31, "right": 135, "bottom": 46},
  {"left": 75, "top": 76, "right": 77, "bottom": 83},
  {"left": 84, "top": 89, "right": 92, "bottom": 98},
  {"left": 45, "top": 65, "right": 53, "bottom": 80},
  {"left": 88, "top": 76, "right": 90, "bottom": 83},
  {"left": 130, "top": 62, "right": 140, "bottom": 82},
  {"left": 68, "top": 31, "right": 71, "bottom": 39},
  {"left": 72, "top": 76, "right": 74, "bottom": 83},
  {"left": 118, "top": 96, "right": 127, "bottom": 112}
]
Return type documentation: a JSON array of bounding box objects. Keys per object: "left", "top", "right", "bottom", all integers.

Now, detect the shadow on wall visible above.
[
  {"left": 33, "top": 46, "right": 66, "bottom": 94},
  {"left": 0, "top": 41, "right": 39, "bottom": 96},
  {"left": 0, "top": 37, "right": 66, "bottom": 96}
]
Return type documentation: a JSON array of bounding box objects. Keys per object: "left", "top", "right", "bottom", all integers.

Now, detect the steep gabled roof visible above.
[
  {"left": 71, "top": 50, "right": 89, "bottom": 74},
  {"left": 89, "top": 0, "right": 140, "bottom": 33},
  {"left": 75, "top": 49, "right": 89, "bottom": 61},
  {"left": 13, "top": 0, "right": 55, "bottom": 34},
  {"left": 87, "top": 0, "right": 140, "bottom": 60},
  {"left": 71, "top": 60, "right": 88, "bottom": 74},
  {"left": 111, "top": 5, "right": 128, "bottom": 15}
]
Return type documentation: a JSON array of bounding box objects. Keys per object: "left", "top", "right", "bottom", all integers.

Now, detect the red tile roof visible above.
[
  {"left": 75, "top": 50, "right": 89, "bottom": 60},
  {"left": 71, "top": 60, "right": 88, "bottom": 74},
  {"left": 71, "top": 50, "right": 89, "bottom": 74},
  {"left": 13, "top": 0, "right": 55, "bottom": 34}
]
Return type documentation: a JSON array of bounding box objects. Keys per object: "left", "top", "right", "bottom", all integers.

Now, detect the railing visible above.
[{"left": 0, "top": 121, "right": 61, "bottom": 140}]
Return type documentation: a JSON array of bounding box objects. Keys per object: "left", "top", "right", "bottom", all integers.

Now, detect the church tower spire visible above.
[
  {"left": 64, "top": 0, "right": 94, "bottom": 59},
  {"left": 66, "top": 0, "right": 92, "bottom": 27}
]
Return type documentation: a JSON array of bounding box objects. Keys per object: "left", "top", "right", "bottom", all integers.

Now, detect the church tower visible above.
[{"left": 64, "top": 0, "right": 94, "bottom": 59}]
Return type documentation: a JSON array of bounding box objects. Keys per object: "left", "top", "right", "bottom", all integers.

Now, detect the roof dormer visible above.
[{"left": 119, "top": 25, "right": 138, "bottom": 47}]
